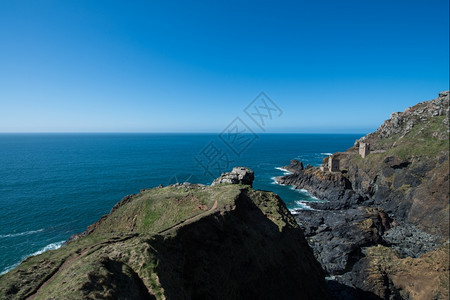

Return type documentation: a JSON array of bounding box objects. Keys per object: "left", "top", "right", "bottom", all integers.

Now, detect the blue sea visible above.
[{"left": 0, "top": 133, "right": 363, "bottom": 275}]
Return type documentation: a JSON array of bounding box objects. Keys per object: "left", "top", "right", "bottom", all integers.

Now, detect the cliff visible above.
[
  {"left": 277, "top": 92, "right": 449, "bottom": 299},
  {"left": 0, "top": 167, "right": 329, "bottom": 299}
]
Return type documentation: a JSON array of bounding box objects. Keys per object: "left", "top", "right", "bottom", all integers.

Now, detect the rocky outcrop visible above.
[
  {"left": 282, "top": 91, "right": 449, "bottom": 234},
  {"left": 283, "top": 159, "right": 304, "bottom": 173},
  {"left": 212, "top": 166, "right": 255, "bottom": 187},
  {"left": 342, "top": 244, "right": 450, "bottom": 300},
  {"left": 277, "top": 92, "right": 449, "bottom": 299},
  {"left": 359, "top": 90, "right": 449, "bottom": 150},
  {"left": 0, "top": 168, "right": 329, "bottom": 300},
  {"left": 297, "top": 207, "right": 388, "bottom": 275},
  {"left": 278, "top": 167, "right": 365, "bottom": 209}
]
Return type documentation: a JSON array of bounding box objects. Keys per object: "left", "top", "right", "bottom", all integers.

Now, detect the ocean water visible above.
[{"left": 0, "top": 133, "right": 363, "bottom": 275}]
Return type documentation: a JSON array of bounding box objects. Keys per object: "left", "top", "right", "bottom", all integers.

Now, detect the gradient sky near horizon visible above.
[{"left": 0, "top": 0, "right": 448, "bottom": 133}]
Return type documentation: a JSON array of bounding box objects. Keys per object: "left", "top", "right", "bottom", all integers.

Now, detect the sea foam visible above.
[
  {"left": 0, "top": 240, "right": 64, "bottom": 276},
  {"left": 295, "top": 188, "right": 320, "bottom": 200},
  {"left": 0, "top": 229, "right": 44, "bottom": 239},
  {"left": 29, "top": 241, "right": 65, "bottom": 257},
  {"left": 289, "top": 201, "right": 315, "bottom": 214},
  {"left": 275, "top": 167, "right": 292, "bottom": 175}
]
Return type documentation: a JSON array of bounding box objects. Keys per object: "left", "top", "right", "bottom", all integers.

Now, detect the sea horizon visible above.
[
  {"left": 0, "top": 132, "right": 369, "bottom": 135},
  {"left": 0, "top": 133, "right": 363, "bottom": 275}
]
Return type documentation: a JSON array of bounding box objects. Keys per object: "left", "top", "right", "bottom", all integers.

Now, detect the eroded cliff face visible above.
[
  {"left": 342, "top": 91, "right": 449, "bottom": 236},
  {"left": 0, "top": 168, "right": 329, "bottom": 300},
  {"left": 277, "top": 92, "right": 449, "bottom": 299}
]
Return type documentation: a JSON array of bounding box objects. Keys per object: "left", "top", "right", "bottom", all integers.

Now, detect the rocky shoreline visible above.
[
  {"left": 275, "top": 92, "right": 449, "bottom": 299},
  {"left": 276, "top": 167, "right": 447, "bottom": 299}
]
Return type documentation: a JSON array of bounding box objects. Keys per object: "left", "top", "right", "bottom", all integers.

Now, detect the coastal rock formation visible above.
[
  {"left": 298, "top": 207, "right": 388, "bottom": 276},
  {"left": 212, "top": 166, "right": 255, "bottom": 187},
  {"left": 282, "top": 159, "right": 304, "bottom": 173},
  {"left": 369, "top": 90, "right": 449, "bottom": 142},
  {"left": 279, "top": 168, "right": 365, "bottom": 209},
  {"left": 277, "top": 92, "right": 449, "bottom": 299},
  {"left": 0, "top": 168, "right": 329, "bottom": 299}
]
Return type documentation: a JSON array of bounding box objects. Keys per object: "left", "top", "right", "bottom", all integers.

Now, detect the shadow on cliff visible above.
[
  {"left": 81, "top": 257, "right": 156, "bottom": 299},
  {"left": 148, "top": 189, "right": 330, "bottom": 299},
  {"left": 327, "top": 280, "right": 384, "bottom": 300}
]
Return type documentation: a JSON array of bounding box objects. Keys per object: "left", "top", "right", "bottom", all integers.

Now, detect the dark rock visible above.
[
  {"left": 326, "top": 278, "right": 382, "bottom": 300},
  {"left": 295, "top": 207, "right": 387, "bottom": 275},
  {"left": 392, "top": 172, "right": 421, "bottom": 189},
  {"left": 381, "top": 167, "right": 394, "bottom": 177},
  {"left": 276, "top": 168, "right": 366, "bottom": 209},
  {"left": 409, "top": 160, "right": 435, "bottom": 177},
  {"left": 283, "top": 159, "right": 304, "bottom": 173},
  {"left": 276, "top": 92, "right": 449, "bottom": 298},
  {"left": 384, "top": 156, "right": 410, "bottom": 169},
  {"left": 382, "top": 223, "right": 444, "bottom": 257}
]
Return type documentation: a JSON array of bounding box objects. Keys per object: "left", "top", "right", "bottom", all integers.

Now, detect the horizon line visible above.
[{"left": 0, "top": 131, "right": 369, "bottom": 135}]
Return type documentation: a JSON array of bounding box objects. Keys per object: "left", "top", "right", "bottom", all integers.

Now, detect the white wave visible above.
[
  {"left": 289, "top": 201, "right": 315, "bottom": 214},
  {"left": 274, "top": 167, "right": 292, "bottom": 175},
  {"left": 270, "top": 176, "right": 287, "bottom": 186},
  {"left": 294, "top": 200, "right": 315, "bottom": 210},
  {"left": 289, "top": 209, "right": 299, "bottom": 215},
  {"left": 29, "top": 241, "right": 64, "bottom": 257},
  {"left": 290, "top": 187, "right": 321, "bottom": 200},
  {"left": 320, "top": 152, "right": 333, "bottom": 156},
  {"left": 0, "top": 262, "right": 20, "bottom": 276},
  {"left": 0, "top": 240, "right": 64, "bottom": 276},
  {"left": 0, "top": 229, "right": 44, "bottom": 239},
  {"left": 270, "top": 177, "right": 278, "bottom": 185}
]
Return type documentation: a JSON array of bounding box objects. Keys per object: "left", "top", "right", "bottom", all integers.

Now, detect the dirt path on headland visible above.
[
  {"left": 25, "top": 201, "right": 218, "bottom": 299},
  {"left": 26, "top": 246, "right": 92, "bottom": 300},
  {"left": 157, "top": 200, "right": 218, "bottom": 235},
  {"left": 26, "top": 235, "right": 136, "bottom": 300}
]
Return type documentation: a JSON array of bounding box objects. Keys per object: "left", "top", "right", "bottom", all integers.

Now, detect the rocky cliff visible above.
[
  {"left": 0, "top": 167, "right": 329, "bottom": 300},
  {"left": 276, "top": 92, "right": 449, "bottom": 299}
]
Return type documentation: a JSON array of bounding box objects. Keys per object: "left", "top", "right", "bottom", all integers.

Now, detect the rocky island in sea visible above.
[
  {"left": 276, "top": 91, "right": 449, "bottom": 299},
  {"left": 0, "top": 167, "right": 329, "bottom": 299}
]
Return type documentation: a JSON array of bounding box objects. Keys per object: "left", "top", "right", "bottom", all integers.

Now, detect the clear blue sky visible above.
[{"left": 0, "top": 0, "right": 448, "bottom": 133}]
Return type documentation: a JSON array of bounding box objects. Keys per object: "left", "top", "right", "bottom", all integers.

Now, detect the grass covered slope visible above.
[
  {"left": 0, "top": 175, "right": 329, "bottom": 299},
  {"left": 341, "top": 91, "right": 449, "bottom": 235},
  {"left": 276, "top": 92, "right": 449, "bottom": 299}
]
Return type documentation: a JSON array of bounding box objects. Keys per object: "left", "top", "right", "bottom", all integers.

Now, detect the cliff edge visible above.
[
  {"left": 0, "top": 167, "right": 329, "bottom": 299},
  {"left": 277, "top": 92, "right": 449, "bottom": 299}
]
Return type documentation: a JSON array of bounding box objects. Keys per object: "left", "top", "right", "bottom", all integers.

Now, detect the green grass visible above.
[
  {"left": 374, "top": 115, "right": 448, "bottom": 160},
  {"left": 0, "top": 183, "right": 309, "bottom": 300},
  {"left": 247, "top": 189, "right": 298, "bottom": 232},
  {"left": 92, "top": 184, "right": 246, "bottom": 236},
  {"left": 352, "top": 115, "right": 449, "bottom": 172}
]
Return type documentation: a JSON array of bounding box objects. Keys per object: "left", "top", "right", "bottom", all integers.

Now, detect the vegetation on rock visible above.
[
  {"left": 277, "top": 91, "right": 449, "bottom": 299},
  {"left": 0, "top": 176, "right": 329, "bottom": 299}
]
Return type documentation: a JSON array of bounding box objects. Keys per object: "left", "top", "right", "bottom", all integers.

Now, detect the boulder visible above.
[{"left": 212, "top": 167, "right": 255, "bottom": 187}]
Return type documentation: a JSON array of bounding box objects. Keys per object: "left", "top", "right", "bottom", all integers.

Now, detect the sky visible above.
[{"left": 0, "top": 0, "right": 448, "bottom": 133}]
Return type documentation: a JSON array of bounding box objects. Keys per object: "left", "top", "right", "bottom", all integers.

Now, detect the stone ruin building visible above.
[{"left": 359, "top": 142, "right": 370, "bottom": 158}]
